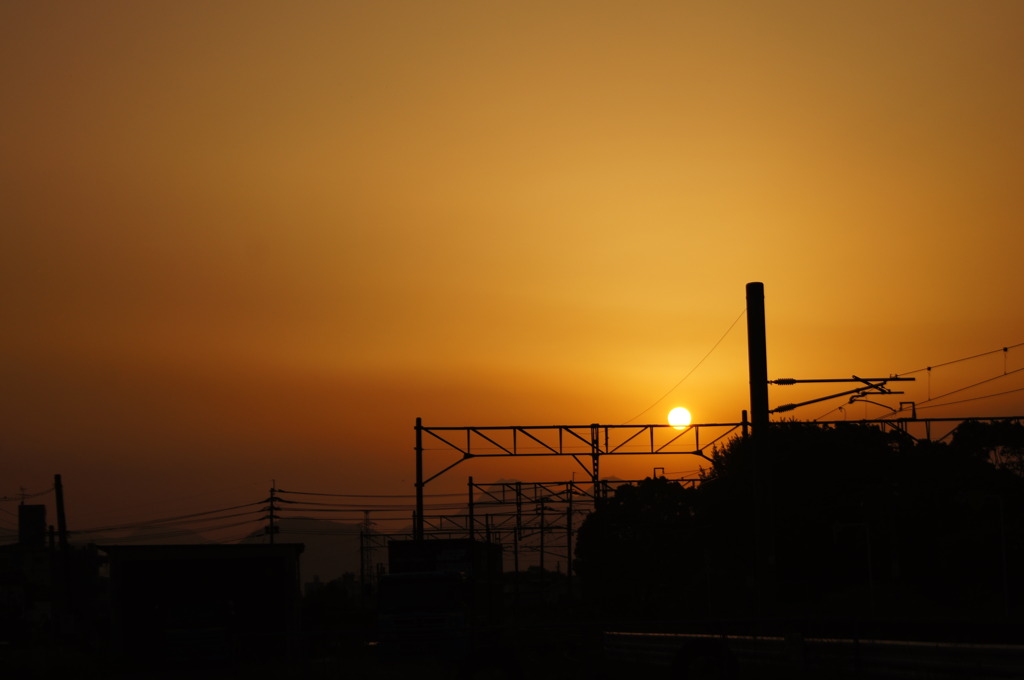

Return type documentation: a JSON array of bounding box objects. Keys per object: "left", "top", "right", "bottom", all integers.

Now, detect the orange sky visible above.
[{"left": 3, "top": 1, "right": 1024, "bottom": 534}]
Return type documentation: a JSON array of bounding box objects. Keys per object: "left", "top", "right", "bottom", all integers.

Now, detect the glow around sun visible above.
[{"left": 668, "top": 406, "right": 692, "bottom": 429}]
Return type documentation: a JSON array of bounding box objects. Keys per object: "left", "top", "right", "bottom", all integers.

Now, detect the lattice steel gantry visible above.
[{"left": 413, "top": 417, "right": 745, "bottom": 540}]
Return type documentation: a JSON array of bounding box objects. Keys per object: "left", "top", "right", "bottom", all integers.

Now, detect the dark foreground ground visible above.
[
  {"left": 9, "top": 622, "right": 1024, "bottom": 679},
  {"left": 1, "top": 626, "right": 615, "bottom": 680}
]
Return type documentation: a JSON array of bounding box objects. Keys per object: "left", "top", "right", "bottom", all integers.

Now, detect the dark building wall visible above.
[
  {"left": 18, "top": 505, "right": 46, "bottom": 548},
  {"left": 100, "top": 543, "right": 304, "bottom": 664},
  {"left": 388, "top": 538, "right": 502, "bottom": 578},
  {"left": 0, "top": 544, "right": 53, "bottom": 643}
]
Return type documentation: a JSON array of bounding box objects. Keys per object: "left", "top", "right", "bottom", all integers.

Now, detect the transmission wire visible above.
[
  {"left": 897, "top": 342, "right": 1024, "bottom": 377},
  {"left": 916, "top": 387, "right": 1024, "bottom": 411},
  {"left": 72, "top": 501, "right": 263, "bottom": 534},
  {"left": 814, "top": 345, "right": 1024, "bottom": 421},
  {"left": 276, "top": 488, "right": 463, "bottom": 499},
  {"left": 623, "top": 308, "right": 745, "bottom": 424}
]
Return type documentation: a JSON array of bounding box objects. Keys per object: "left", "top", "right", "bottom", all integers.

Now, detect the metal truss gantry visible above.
[
  {"left": 410, "top": 414, "right": 1024, "bottom": 542},
  {"left": 360, "top": 475, "right": 702, "bottom": 585},
  {"left": 413, "top": 418, "right": 745, "bottom": 539},
  {"left": 353, "top": 414, "right": 1024, "bottom": 587}
]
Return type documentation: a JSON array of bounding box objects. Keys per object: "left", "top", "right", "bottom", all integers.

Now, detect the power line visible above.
[
  {"left": 874, "top": 366, "right": 1024, "bottom": 419},
  {"left": 73, "top": 481, "right": 270, "bottom": 527},
  {"left": 63, "top": 489, "right": 468, "bottom": 544},
  {"left": 72, "top": 501, "right": 263, "bottom": 534},
  {"left": 812, "top": 344, "right": 1024, "bottom": 420},
  {"left": 623, "top": 308, "right": 746, "bottom": 424},
  {"left": 277, "top": 498, "right": 465, "bottom": 510},
  {"left": 275, "top": 488, "right": 463, "bottom": 499},
  {"left": 94, "top": 518, "right": 265, "bottom": 544},
  {"left": 897, "top": 342, "right": 1024, "bottom": 377},
  {"left": 277, "top": 504, "right": 466, "bottom": 513},
  {"left": 222, "top": 531, "right": 264, "bottom": 544},
  {"left": 0, "top": 487, "right": 53, "bottom": 502},
  {"left": 279, "top": 509, "right": 461, "bottom": 515},
  {"left": 916, "top": 386, "right": 1024, "bottom": 411},
  {"left": 914, "top": 366, "right": 1024, "bottom": 407}
]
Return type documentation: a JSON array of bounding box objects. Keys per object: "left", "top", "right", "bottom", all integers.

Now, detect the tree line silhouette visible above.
[{"left": 574, "top": 420, "right": 1024, "bottom": 639}]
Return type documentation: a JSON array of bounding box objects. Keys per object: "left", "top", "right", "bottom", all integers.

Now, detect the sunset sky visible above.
[{"left": 3, "top": 1, "right": 1024, "bottom": 536}]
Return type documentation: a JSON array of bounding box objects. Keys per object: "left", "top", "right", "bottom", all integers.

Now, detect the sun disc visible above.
[{"left": 668, "top": 407, "right": 692, "bottom": 429}]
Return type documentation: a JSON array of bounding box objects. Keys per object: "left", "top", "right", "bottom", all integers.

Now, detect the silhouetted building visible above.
[
  {"left": 98, "top": 543, "right": 304, "bottom": 665},
  {"left": 377, "top": 539, "right": 503, "bottom": 657},
  {"left": 0, "top": 541, "right": 52, "bottom": 644},
  {"left": 18, "top": 504, "right": 47, "bottom": 548},
  {"left": 1, "top": 505, "right": 52, "bottom": 643}
]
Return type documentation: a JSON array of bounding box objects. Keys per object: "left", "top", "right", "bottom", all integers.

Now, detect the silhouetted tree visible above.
[
  {"left": 575, "top": 477, "right": 702, "bottom": 619},
  {"left": 575, "top": 421, "right": 1024, "bottom": 631},
  {"left": 951, "top": 419, "right": 1024, "bottom": 474},
  {"left": 302, "top": 573, "right": 371, "bottom": 654}
]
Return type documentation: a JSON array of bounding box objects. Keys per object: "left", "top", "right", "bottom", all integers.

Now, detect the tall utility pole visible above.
[
  {"left": 415, "top": 417, "right": 424, "bottom": 541},
  {"left": 53, "top": 474, "right": 71, "bottom": 642},
  {"left": 745, "top": 282, "right": 770, "bottom": 619},
  {"left": 54, "top": 474, "right": 69, "bottom": 552},
  {"left": 266, "top": 484, "right": 278, "bottom": 544},
  {"left": 746, "top": 282, "right": 770, "bottom": 436}
]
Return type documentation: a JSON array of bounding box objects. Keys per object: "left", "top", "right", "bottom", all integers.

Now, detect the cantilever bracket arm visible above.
[
  {"left": 770, "top": 376, "right": 915, "bottom": 386},
  {"left": 771, "top": 376, "right": 913, "bottom": 414},
  {"left": 849, "top": 397, "right": 898, "bottom": 413}
]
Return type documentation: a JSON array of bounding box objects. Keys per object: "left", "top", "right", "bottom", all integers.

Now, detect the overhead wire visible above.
[
  {"left": 623, "top": 308, "right": 746, "bottom": 424},
  {"left": 62, "top": 490, "right": 457, "bottom": 545},
  {"left": 272, "top": 528, "right": 371, "bottom": 536},
  {"left": 275, "top": 488, "right": 464, "bottom": 499},
  {"left": 914, "top": 385, "right": 1024, "bottom": 411},
  {"left": 71, "top": 501, "right": 264, "bottom": 535},
  {"left": 0, "top": 487, "right": 54, "bottom": 502},
  {"left": 55, "top": 487, "right": 436, "bottom": 545},
  {"left": 913, "top": 366, "right": 1024, "bottom": 408},
  {"left": 276, "top": 507, "right": 463, "bottom": 516},
  {"left": 98, "top": 518, "right": 265, "bottom": 544},
  {"left": 221, "top": 530, "right": 265, "bottom": 544},
  {"left": 895, "top": 342, "right": 1024, "bottom": 377},
  {"left": 276, "top": 498, "right": 465, "bottom": 510},
  {"left": 812, "top": 343, "right": 1024, "bottom": 421}
]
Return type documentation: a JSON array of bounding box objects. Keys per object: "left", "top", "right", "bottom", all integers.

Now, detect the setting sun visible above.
[{"left": 668, "top": 407, "right": 692, "bottom": 430}]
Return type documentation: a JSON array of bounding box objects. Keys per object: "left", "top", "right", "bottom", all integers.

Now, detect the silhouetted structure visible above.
[
  {"left": 746, "top": 281, "right": 770, "bottom": 435},
  {"left": 0, "top": 506, "right": 54, "bottom": 645},
  {"left": 17, "top": 504, "right": 47, "bottom": 548},
  {"left": 576, "top": 421, "right": 1024, "bottom": 630},
  {"left": 99, "top": 543, "right": 304, "bottom": 666},
  {"left": 376, "top": 539, "right": 503, "bottom": 655}
]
